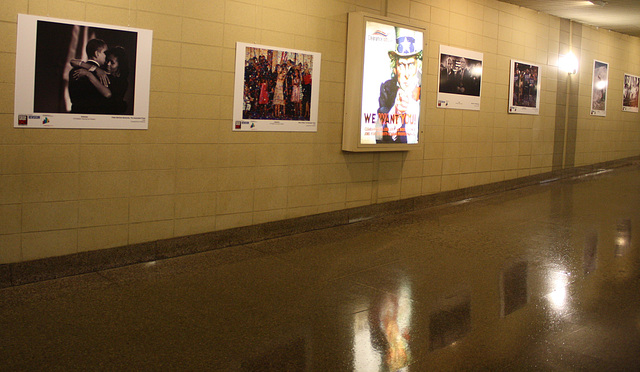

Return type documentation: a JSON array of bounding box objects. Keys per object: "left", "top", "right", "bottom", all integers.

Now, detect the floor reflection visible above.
[
  {"left": 545, "top": 268, "right": 570, "bottom": 313},
  {"left": 615, "top": 219, "right": 631, "bottom": 257},
  {"left": 501, "top": 261, "right": 529, "bottom": 317},
  {"left": 429, "top": 295, "right": 471, "bottom": 351},
  {"left": 355, "top": 278, "right": 412, "bottom": 371},
  {"left": 1, "top": 165, "right": 639, "bottom": 370},
  {"left": 583, "top": 231, "right": 598, "bottom": 275}
]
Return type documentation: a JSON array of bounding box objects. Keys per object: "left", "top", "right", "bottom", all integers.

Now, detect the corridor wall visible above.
[{"left": 1, "top": 0, "right": 639, "bottom": 264}]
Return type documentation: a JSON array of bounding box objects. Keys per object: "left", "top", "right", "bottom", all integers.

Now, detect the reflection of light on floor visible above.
[
  {"left": 353, "top": 311, "right": 381, "bottom": 371},
  {"left": 615, "top": 220, "right": 631, "bottom": 257},
  {"left": 353, "top": 278, "right": 412, "bottom": 371},
  {"left": 451, "top": 198, "right": 473, "bottom": 205},
  {"left": 615, "top": 236, "right": 628, "bottom": 256},
  {"left": 547, "top": 270, "right": 569, "bottom": 311}
]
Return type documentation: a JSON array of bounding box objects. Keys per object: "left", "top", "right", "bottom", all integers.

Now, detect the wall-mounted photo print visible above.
[
  {"left": 14, "top": 14, "right": 152, "bottom": 129},
  {"left": 623, "top": 73, "right": 639, "bottom": 113},
  {"left": 437, "top": 45, "right": 482, "bottom": 111},
  {"left": 233, "top": 42, "right": 321, "bottom": 132},
  {"left": 508, "top": 60, "right": 540, "bottom": 115},
  {"left": 590, "top": 60, "right": 609, "bottom": 117}
]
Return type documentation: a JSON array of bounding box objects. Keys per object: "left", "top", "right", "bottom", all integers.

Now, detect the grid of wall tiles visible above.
[{"left": 1, "top": 0, "right": 639, "bottom": 264}]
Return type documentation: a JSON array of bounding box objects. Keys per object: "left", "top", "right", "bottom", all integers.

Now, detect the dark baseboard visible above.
[{"left": 2, "top": 156, "right": 638, "bottom": 288}]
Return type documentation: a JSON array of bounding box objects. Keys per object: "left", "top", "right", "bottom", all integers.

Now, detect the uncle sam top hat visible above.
[{"left": 388, "top": 27, "right": 423, "bottom": 59}]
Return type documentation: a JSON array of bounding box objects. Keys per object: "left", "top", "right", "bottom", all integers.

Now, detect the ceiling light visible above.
[{"left": 589, "top": 0, "right": 608, "bottom": 6}]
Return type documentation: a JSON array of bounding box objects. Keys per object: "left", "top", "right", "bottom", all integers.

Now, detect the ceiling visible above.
[{"left": 497, "top": 0, "right": 640, "bottom": 37}]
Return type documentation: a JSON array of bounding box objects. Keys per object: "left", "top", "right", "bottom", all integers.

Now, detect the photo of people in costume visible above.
[
  {"left": 241, "top": 46, "right": 314, "bottom": 121},
  {"left": 233, "top": 43, "right": 320, "bottom": 132},
  {"left": 359, "top": 21, "right": 423, "bottom": 145}
]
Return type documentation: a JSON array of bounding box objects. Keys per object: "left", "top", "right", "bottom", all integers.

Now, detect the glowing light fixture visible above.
[{"left": 559, "top": 51, "right": 578, "bottom": 75}]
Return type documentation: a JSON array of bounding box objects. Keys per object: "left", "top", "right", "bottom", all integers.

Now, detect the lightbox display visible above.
[{"left": 342, "top": 12, "right": 425, "bottom": 152}]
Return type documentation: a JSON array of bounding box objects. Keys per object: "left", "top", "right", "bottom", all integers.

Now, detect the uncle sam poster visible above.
[{"left": 359, "top": 21, "right": 423, "bottom": 145}]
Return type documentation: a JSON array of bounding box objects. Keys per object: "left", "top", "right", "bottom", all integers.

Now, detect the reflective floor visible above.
[{"left": 1, "top": 165, "right": 639, "bottom": 371}]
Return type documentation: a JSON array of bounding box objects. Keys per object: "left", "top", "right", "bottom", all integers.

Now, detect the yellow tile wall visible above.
[{"left": 1, "top": 0, "right": 639, "bottom": 264}]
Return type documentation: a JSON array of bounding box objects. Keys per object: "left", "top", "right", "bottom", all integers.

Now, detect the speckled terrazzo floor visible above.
[{"left": 1, "top": 164, "right": 639, "bottom": 371}]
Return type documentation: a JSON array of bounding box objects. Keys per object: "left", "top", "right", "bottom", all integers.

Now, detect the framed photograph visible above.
[
  {"left": 437, "top": 45, "right": 482, "bottom": 111},
  {"left": 590, "top": 60, "right": 609, "bottom": 116},
  {"left": 508, "top": 60, "right": 540, "bottom": 115},
  {"left": 342, "top": 12, "right": 425, "bottom": 152},
  {"left": 233, "top": 42, "right": 320, "bottom": 132},
  {"left": 14, "top": 14, "right": 152, "bottom": 129},
  {"left": 623, "top": 73, "right": 639, "bottom": 112}
]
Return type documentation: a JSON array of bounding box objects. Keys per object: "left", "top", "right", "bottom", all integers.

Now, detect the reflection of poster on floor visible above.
[
  {"left": 437, "top": 45, "right": 482, "bottom": 111},
  {"left": 14, "top": 14, "right": 152, "bottom": 129},
  {"left": 508, "top": 60, "right": 540, "bottom": 115},
  {"left": 590, "top": 60, "right": 608, "bottom": 117},
  {"left": 623, "top": 73, "right": 639, "bottom": 113},
  {"left": 233, "top": 42, "right": 321, "bottom": 132}
]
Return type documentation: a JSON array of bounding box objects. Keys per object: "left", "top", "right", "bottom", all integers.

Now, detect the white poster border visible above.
[
  {"left": 590, "top": 59, "right": 608, "bottom": 117},
  {"left": 232, "top": 42, "right": 321, "bottom": 132},
  {"left": 437, "top": 45, "right": 483, "bottom": 111},
  {"left": 508, "top": 59, "right": 541, "bottom": 115},
  {"left": 622, "top": 73, "right": 639, "bottom": 113},
  {"left": 14, "top": 14, "right": 152, "bottom": 129}
]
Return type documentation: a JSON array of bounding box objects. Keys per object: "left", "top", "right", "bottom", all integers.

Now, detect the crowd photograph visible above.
[
  {"left": 623, "top": 73, "right": 639, "bottom": 111},
  {"left": 511, "top": 62, "right": 539, "bottom": 108},
  {"left": 242, "top": 47, "right": 314, "bottom": 121}
]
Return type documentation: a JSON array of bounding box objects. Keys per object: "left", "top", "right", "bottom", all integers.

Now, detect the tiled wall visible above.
[{"left": 1, "top": 0, "right": 639, "bottom": 264}]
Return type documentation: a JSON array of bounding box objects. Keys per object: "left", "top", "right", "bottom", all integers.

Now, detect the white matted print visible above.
[
  {"left": 14, "top": 14, "right": 152, "bottom": 129},
  {"left": 233, "top": 42, "right": 321, "bottom": 132},
  {"left": 590, "top": 60, "right": 609, "bottom": 117},
  {"left": 623, "top": 73, "right": 639, "bottom": 113},
  {"left": 437, "top": 45, "right": 482, "bottom": 111},
  {"left": 508, "top": 60, "right": 540, "bottom": 115}
]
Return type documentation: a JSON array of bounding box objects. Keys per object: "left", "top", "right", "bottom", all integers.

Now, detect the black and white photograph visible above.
[
  {"left": 508, "top": 60, "right": 540, "bottom": 115},
  {"left": 233, "top": 42, "right": 321, "bottom": 132},
  {"left": 14, "top": 14, "right": 152, "bottom": 129},
  {"left": 590, "top": 60, "right": 608, "bottom": 117},
  {"left": 437, "top": 45, "right": 482, "bottom": 111},
  {"left": 623, "top": 73, "right": 639, "bottom": 113}
]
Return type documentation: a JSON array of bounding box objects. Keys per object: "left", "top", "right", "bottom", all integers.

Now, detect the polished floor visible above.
[{"left": 1, "top": 165, "right": 639, "bottom": 371}]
